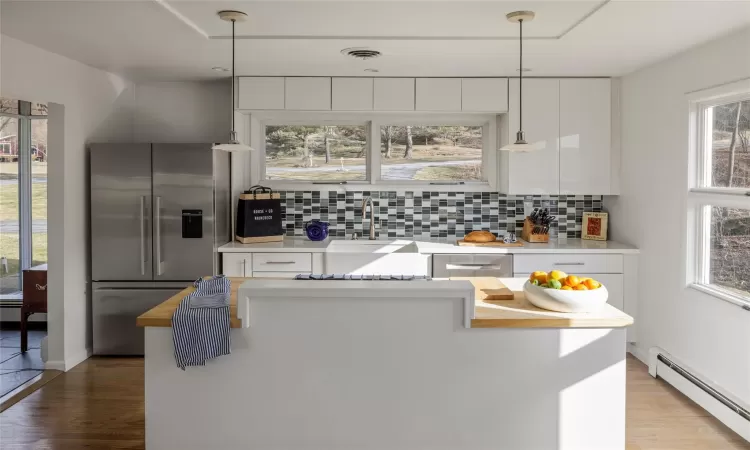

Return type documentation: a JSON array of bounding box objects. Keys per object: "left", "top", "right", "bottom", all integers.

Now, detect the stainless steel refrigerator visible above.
[{"left": 90, "top": 143, "right": 231, "bottom": 355}]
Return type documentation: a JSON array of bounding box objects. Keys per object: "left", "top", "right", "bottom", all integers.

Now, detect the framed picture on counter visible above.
[{"left": 582, "top": 212, "right": 608, "bottom": 241}]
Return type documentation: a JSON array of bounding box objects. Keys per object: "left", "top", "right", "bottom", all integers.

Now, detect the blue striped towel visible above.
[{"left": 172, "top": 275, "right": 231, "bottom": 370}]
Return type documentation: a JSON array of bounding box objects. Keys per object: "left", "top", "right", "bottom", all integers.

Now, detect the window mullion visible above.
[
  {"left": 18, "top": 115, "right": 32, "bottom": 271},
  {"left": 369, "top": 119, "right": 381, "bottom": 183}
]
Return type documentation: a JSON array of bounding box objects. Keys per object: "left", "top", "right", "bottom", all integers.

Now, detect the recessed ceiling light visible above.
[
  {"left": 212, "top": 67, "right": 230, "bottom": 72},
  {"left": 364, "top": 68, "right": 380, "bottom": 73}
]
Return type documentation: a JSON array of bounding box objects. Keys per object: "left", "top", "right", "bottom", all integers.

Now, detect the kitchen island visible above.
[{"left": 138, "top": 277, "right": 632, "bottom": 450}]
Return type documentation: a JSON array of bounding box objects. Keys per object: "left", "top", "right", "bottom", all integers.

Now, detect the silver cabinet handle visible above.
[
  {"left": 445, "top": 264, "right": 503, "bottom": 270},
  {"left": 155, "top": 196, "right": 163, "bottom": 276},
  {"left": 140, "top": 196, "right": 146, "bottom": 276},
  {"left": 241, "top": 259, "right": 247, "bottom": 277},
  {"left": 265, "top": 261, "right": 296, "bottom": 265},
  {"left": 554, "top": 262, "right": 585, "bottom": 266}
]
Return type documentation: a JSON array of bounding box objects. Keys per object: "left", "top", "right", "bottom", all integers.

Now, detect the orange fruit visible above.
[
  {"left": 563, "top": 275, "right": 581, "bottom": 287},
  {"left": 583, "top": 279, "right": 600, "bottom": 290},
  {"left": 529, "top": 271, "right": 548, "bottom": 284},
  {"left": 560, "top": 285, "right": 573, "bottom": 291},
  {"left": 573, "top": 284, "right": 588, "bottom": 291}
]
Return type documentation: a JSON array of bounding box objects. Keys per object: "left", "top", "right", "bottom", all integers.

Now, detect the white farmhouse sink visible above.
[
  {"left": 326, "top": 240, "right": 417, "bottom": 253},
  {"left": 324, "top": 240, "right": 430, "bottom": 275}
]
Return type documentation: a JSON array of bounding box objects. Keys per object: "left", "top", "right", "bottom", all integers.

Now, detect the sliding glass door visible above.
[{"left": 0, "top": 99, "right": 47, "bottom": 298}]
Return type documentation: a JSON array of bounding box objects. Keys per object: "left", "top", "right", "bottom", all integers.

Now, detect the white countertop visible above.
[{"left": 219, "top": 237, "right": 639, "bottom": 254}]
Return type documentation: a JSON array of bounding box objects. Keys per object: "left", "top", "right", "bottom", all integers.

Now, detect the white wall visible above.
[
  {"left": 606, "top": 27, "right": 750, "bottom": 405},
  {"left": 133, "top": 81, "right": 230, "bottom": 143},
  {"left": 1, "top": 34, "right": 134, "bottom": 370}
]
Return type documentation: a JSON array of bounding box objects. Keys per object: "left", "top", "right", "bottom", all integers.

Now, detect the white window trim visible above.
[
  {"left": 244, "top": 111, "right": 498, "bottom": 192},
  {"left": 686, "top": 78, "right": 750, "bottom": 308}
]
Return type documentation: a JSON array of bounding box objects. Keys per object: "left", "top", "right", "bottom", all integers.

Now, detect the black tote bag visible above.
[{"left": 236, "top": 185, "right": 284, "bottom": 243}]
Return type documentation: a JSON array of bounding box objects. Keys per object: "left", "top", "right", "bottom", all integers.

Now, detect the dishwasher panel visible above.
[{"left": 432, "top": 254, "right": 513, "bottom": 278}]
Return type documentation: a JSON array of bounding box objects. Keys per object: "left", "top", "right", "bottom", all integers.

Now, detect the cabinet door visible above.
[
  {"left": 415, "top": 78, "right": 461, "bottom": 111},
  {"left": 559, "top": 79, "right": 612, "bottom": 194},
  {"left": 223, "top": 253, "right": 250, "bottom": 277},
  {"left": 507, "top": 78, "right": 560, "bottom": 195},
  {"left": 373, "top": 78, "right": 415, "bottom": 111},
  {"left": 237, "top": 77, "right": 285, "bottom": 110},
  {"left": 285, "top": 77, "right": 331, "bottom": 110},
  {"left": 462, "top": 78, "right": 508, "bottom": 112},
  {"left": 332, "top": 78, "right": 373, "bottom": 111},
  {"left": 588, "top": 274, "right": 624, "bottom": 312}
]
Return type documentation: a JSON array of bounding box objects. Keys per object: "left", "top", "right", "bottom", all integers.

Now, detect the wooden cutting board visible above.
[
  {"left": 456, "top": 239, "right": 523, "bottom": 247},
  {"left": 449, "top": 277, "right": 515, "bottom": 300}
]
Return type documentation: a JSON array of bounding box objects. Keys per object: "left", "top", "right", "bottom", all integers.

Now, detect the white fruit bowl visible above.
[{"left": 523, "top": 281, "right": 609, "bottom": 313}]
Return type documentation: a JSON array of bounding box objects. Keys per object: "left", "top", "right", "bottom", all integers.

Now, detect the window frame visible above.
[
  {"left": 248, "top": 111, "right": 498, "bottom": 192},
  {"left": 687, "top": 79, "right": 750, "bottom": 308}
]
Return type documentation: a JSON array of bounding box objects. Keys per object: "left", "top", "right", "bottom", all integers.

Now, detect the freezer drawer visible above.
[{"left": 93, "top": 286, "right": 185, "bottom": 355}]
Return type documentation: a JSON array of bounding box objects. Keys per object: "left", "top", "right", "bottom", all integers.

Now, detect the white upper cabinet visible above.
[
  {"left": 285, "top": 77, "right": 331, "bottom": 110},
  {"left": 506, "top": 78, "right": 561, "bottom": 195},
  {"left": 332, "top": 78, "right": 374, "bottom": 111},
  {"left": 415, "top": 78, "right": 462, "bottom": 111},
  {"left": 559, "top": 78, "right": 612, "bottom": 194},
  {"left": 373, "top": 78, "right": 415, "bottom": 111},
  {"left": 462, "top": 78, "right": 508, "bottom": 112},
  {"left": 237, "top": 77, "right": 285, "bottom": 110}
]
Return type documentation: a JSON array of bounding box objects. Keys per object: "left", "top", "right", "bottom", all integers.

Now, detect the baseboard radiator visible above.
[{"left": 649, "top": 347, "right": 750, "bottom": 441}]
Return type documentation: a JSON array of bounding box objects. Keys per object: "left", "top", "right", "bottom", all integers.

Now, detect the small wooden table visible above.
[{"left": 21, "top": 264, "right": 47, "bottom": 352}]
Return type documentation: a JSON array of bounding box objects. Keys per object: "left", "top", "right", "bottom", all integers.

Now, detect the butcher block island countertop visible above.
[{"left": 136, "top": 277, "right": 632, "bottom": 329}]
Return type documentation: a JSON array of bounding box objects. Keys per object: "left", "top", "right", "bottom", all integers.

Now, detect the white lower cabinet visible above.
[
  {"left": 222, "top": 252, "right": 320, "bottom": 277},
  {"left": 222, "top": 254, "right": 250, "bottom": 277}
]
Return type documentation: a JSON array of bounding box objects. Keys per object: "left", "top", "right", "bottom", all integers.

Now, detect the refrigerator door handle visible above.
[
  {"left": 155, "top": 196, "right": 163, "bottom": 276},
  {"left": 140, "top": 196, "right": 146, "bottom": 276}
]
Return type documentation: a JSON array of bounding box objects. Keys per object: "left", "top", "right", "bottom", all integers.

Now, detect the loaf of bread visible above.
[{"left": 464, "top": 231, "right": 497, "bottom": 243}]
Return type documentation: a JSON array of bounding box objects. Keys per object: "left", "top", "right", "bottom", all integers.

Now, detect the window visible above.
[
  {"left": 264, "top": 125, "right": 367, "bottom": 182},
  {"left": 379, "top": 126, "right": 483, "bottom": 181},
  {"left": 690, "top": 85, "right": 750, "bottom": 306},
  {"left": 257, "top": 116, "right": 494, "bottom": 188},
  {"left": 0, "top": 99, "right": 47, "bottom": 299}
]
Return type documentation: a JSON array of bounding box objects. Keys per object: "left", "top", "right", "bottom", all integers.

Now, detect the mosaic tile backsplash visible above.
[{"left": 280, "top": 191, "right": 603, "bottom": 240}]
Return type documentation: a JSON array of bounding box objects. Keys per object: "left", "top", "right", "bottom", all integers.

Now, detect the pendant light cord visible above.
[
  {"left": 230, "top": 18, "right": 236, "bottom": 136},
  {"left": 519, "top": 18, "right": 523, "bottom": 134}
]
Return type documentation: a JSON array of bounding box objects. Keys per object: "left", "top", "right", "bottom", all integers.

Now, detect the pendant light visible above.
[
  {"left": 213, "top": 10, "right": 254, "bottom": 152},
  {"left": 500, "top": 11, "right": 536, "bottom": 152}
]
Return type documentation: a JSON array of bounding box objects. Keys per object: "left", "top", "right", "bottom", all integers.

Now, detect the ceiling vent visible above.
[{"left": 341, "top": 47, "right": 381, "bottom": 60}]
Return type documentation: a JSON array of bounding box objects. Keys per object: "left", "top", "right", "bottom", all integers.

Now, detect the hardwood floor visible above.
[{"left": 0, "top": 355, "right": 747, "bottom": 449}]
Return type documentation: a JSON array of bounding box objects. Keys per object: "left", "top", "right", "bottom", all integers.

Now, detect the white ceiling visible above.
[{"left": 1, "top": 0, "right": 749, "bottom": 81}]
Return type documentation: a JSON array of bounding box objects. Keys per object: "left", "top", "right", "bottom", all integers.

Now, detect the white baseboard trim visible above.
[
  {"left": 45, "top": 348, "right": 91, "bottom": 372},
  {"left": 44, "top": 360, "right": 67, "bottom": 371},
  {"left": 649, "top": 347, "right": 750, "bottom": 442},
  {"left": 627, "top": 343, "right": 648, "bottom": 365}
]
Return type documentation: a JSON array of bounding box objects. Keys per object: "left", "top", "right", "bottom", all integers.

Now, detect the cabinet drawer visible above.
[
  {"left": 251, "top": 271, "right": 311, "bottom": 278},
  {"left": 514, "top": 254, "right": 623, "bottom": 274},
  {"left": 252, "top": 253, "right": 312, "bottom": 272}
]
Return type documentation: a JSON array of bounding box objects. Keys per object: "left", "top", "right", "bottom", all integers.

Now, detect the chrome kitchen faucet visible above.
[{"left": 361, "top": 197, "right": 376, "bottom": 240}]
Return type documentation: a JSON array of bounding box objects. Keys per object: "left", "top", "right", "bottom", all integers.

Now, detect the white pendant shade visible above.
[
  {"left": 212, "top": 142, "right": 255, "bottom": 152},
  {"left": 500, "top": 142, "right": 537, "bottom": 152}
]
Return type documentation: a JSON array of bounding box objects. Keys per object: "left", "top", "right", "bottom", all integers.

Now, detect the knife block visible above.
[{"left": 521, "top": 217, "right": 549, "bottom": 243}]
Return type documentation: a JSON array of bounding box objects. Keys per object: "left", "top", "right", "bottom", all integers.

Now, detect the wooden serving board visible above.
[
  {"left": 449, "top": 277, "right": 515, "bottom": 300},
  {"left": 456, "top": 239, "right": 524, "bottom": 247}
]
